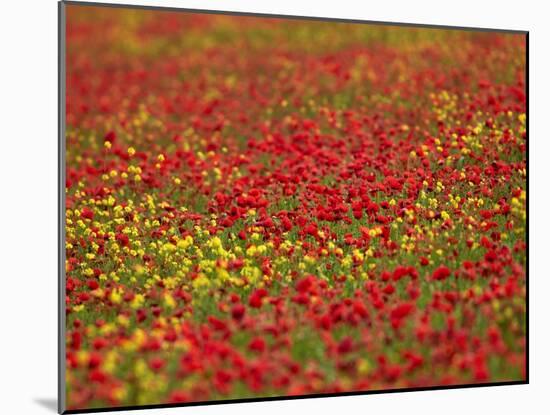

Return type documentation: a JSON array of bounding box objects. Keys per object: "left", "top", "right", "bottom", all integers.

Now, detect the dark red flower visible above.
[{"left": 432, "top": 265, "right": 451, "bottom": 281}]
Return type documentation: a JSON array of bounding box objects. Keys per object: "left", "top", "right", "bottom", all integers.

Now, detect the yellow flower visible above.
[
  {"left": 192, "top": 273, "right": 210, "bottom": 289},
  {"left": 112, "top": 386, "right": 128, "bottom": 401},
  {"left": 358, "top": 358, "right": 371, "bottom": 375},
  {"left": 76, "top": 350, "right": 90, "bottom": 366},
  {"left": 117, "top": 314, "right": 130, "bottom": 327},
  {"left": 110, "top": 288, "right": 123, "bottom": 304},
  {"left": 131, "top": 294, "right": 145, "bottom": 309},
  {"left": 73, "top": 304, "right": 85, "bottom": 312},
  {"left": 163, "top": 293, "right": 177, "bottom": 309},
  {"left": 162, "top": 242, "right": 176, "bottom": 253},
  {"left": 177, "top": 235, "right": 193, "bottom": 250}
]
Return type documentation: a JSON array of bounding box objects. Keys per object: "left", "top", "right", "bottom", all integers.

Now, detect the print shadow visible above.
[{"left": 34, "top": 398, "right": 57, "bottom": 412}]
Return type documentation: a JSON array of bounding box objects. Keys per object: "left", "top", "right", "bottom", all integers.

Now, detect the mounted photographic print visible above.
[{"left": 58, "top": 1, "right": 528, "bottom": 413}]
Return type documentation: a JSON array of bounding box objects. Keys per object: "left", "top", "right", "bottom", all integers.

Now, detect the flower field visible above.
[{"left": 64, "top": 5, "right": 527, "bottom": 410}]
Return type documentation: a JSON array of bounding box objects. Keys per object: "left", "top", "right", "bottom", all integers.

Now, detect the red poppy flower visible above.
[
  {"left": 432, "top": 265, "right": 451, "bottom": 281},
  {"left": 80, "top": 207, "right": 94, "bottom": 220}
]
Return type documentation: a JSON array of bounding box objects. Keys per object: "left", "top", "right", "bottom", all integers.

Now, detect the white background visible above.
[{"left": 0, "top": 0, "right": 546, "bottom": 413}]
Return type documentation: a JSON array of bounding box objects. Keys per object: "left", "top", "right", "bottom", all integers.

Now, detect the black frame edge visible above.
[
  {"left": 63, "top": 0, "right": 527, "bottom": 34},
  {"left": 524, "top": 31, "right": 529, "bottom": 384},
  {"left": 58, "top": 1, "right": 67, "bottom": 414},
  {"left": 64, "top": 381, "right": 528, "bottom": 414}
]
